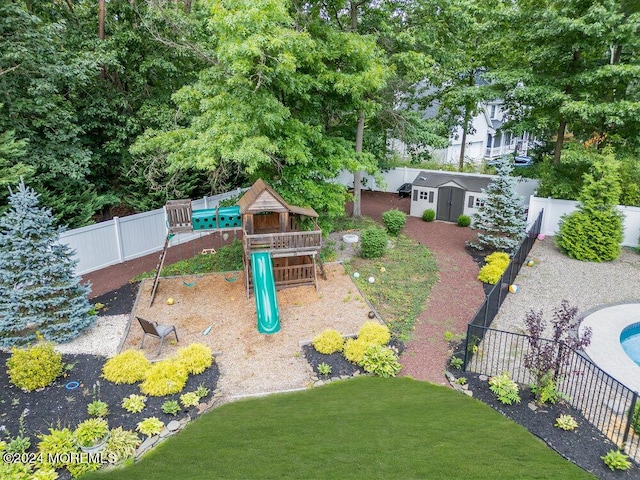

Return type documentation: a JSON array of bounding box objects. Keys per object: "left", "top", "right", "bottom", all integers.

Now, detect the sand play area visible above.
[{"left": 122, "top": 264, "right": 375, "bottom": 398}]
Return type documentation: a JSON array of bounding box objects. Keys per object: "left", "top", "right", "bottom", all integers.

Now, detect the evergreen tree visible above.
[
  {"left": 0, "top": 182, "right": 95, "bottom": 347},
  {"left": 470, "top": 157, "right": 526, "bottom": 251},
  {"left": 556, "top": 154, "right": 624, "bottom": 261}
]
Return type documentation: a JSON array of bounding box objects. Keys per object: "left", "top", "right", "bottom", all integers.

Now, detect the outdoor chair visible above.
[{"left": 136, "top": 316, "right": 179, "bottom": 356}]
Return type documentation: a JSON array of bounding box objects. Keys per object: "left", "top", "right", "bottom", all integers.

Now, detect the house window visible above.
[
  {"left": 490, "top": 105, "right": 497, "bottom": 119},
  {"left": 475, "top": 197, "right": 485, "bottom": 208}
]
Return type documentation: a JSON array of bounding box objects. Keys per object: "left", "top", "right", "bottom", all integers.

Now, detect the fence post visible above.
[
  {"left": 463, "top": 324, "right": 471, "bottom": 371},
  {"left": 622, "top": 392, "right": 638, "bottom": 447},
  {"left": 113, "top": 216, "right": 124, "bottom": 263}
]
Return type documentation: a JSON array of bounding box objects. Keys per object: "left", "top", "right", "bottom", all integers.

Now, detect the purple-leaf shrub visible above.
[{"left": 523, "top": 300, "right": 592, "bottom": 405}]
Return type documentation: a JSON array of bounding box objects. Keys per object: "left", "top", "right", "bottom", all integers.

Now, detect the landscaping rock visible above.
[{"left": 167, "top": 420, "right": 181, "bottom": 432}]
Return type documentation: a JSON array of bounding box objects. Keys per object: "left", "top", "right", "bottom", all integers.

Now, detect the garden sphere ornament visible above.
[
  {"left": 353, "top": 272, "right": 360, "bottom": 279},
  {"left": 166, "top": 297, "right": 175, "bottom": 305},
  {"left": 509, "top": 285, "right": 519, "bottom": 294},
  {"left": 368, "top": 311, "right": 376, "bottom": 319},
  {"left": 537, "top": 234, "right": 546, "bottom": 241},
  {"left": 526, "top": 259, "right": 535, "bottom": 267},
  {"left": 368, "top": 277, "right": 375, "bottom": 284}
]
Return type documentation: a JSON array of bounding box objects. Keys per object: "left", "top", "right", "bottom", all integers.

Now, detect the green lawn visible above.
[{"left": 86, "top": 378, "right": 592, "bottom": 480}]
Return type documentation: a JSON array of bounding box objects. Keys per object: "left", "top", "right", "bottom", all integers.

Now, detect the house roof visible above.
[
  {"left": 411, "top": 171, "right": 492, "bottom": 193},
  {"left": 237, "top": 178, "right": 319, "bottom": 217}
]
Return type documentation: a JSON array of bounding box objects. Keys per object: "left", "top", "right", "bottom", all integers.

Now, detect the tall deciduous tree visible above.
[
  {"left": 493, "top": 0, "right": 640, "bottom": 163},
  {"left": 0, "top": 182, "right": 95, "bottom": 347},
  {"left": 133, "top": 0, "right": 389, "bottom": 221}
]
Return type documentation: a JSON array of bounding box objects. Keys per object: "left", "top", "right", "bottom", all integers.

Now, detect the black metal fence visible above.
[
  {"left": 463, "top": 209, "right": 543, "bottom": 360},
  {"left": 461, "top": 208, "right": 640, "bottom": 461},
  {"left": 465, "top": 326, "right": 640, "bottom": 461}
]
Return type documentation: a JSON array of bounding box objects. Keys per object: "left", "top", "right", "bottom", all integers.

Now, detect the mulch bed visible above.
[
  {"left": 91, "top": 282, "right": 139, "bottom": 317},
  {"left": 302, "top": 340, "right": 405, "bottom": 380},
  {"left": 0, "top": 348, "right": 219, "bottom": 477},
  {"left": 445, "top": 359, "right": 640, "bottom": 479}
]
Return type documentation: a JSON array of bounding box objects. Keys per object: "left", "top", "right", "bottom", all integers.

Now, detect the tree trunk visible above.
[
  {"left": 458, "top": 109, "right": 470, "bottom": 171},
  {"left": 352, "top": 110, "right": 365, "bottom": 218},
  {"left": 553, "top": 119, "right": 566, "bottom": 165},
  {"left": 98, "top": 0, "right": 105, "bottom": 40}
]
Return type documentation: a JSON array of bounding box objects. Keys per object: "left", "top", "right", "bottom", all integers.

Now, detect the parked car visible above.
[
  {"left": 514, "top": 155, "right": 534, "bottom": 166},
  {"left": 486, "top": 155, "right": 534, "bottom": 167}
]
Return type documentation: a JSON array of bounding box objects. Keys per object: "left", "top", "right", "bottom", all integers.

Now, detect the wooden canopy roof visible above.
[{"left": 237, "top": 179, "right": 319, "bottom": 218}]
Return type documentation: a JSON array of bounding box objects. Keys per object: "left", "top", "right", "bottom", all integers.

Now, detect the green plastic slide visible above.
[{"left": 251, "top": 252, "right": 280, "bottom": 334}]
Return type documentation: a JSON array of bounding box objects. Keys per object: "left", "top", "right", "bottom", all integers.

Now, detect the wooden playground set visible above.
[{"left": 148, "top": 179, "right": 326, "bottom": 334}]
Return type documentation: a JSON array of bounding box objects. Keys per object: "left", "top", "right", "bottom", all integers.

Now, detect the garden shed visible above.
[{"left": 408, "top": 171, "right": 492, "bottom": 222}]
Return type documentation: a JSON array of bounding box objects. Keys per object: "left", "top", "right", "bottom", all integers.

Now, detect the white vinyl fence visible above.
[
  {"left": 60, "top": 189, "right": 245, "bottom": 275},
  {"left": 333, "top": 167, "right": 540, "bottom": 206},
  {"left": 527, "top": 196, "right": 640, "bottom": 248}
]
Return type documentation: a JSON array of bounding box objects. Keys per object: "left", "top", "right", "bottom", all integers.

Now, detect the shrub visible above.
[
  {"left": 477, "top": 263, "right": 506, "bottom": 285},
  {"left": 37, "top": 428, "right": 76, "bottom": 469},
  {"left": 104, "top": 427, "right": 140, "bottom": 463},
  {"left": 631, "top": 402, "right": 640, "bottom": 434},
  {"left": 601, "top": 449, "right": 631, "bottom": 471},
  {"left": 136, "top": 417, "right": 164, "bottom": 438},
  {"left": 7, "top": 340, "right": 63, "bottom": 391},
  {"left": 488, "top": 371, "right": 521, "bottom": 405},
  {"left": 422, "top": 209, "right": 435, "bottom": 222},
  {"left": 312, "top": 329, "right": 344, "bottom": 354},
  {"left": 358, "top": 321, "right": 390, "bottom": 346},
  {"left": 195, "top": 383, "right": 210, "bottom": 399},
  {"left": 175, "top": 343, "right": 213, "bottom": 375},
  {"left": 554, "top": 415, "right": 578, "bottom": 431},
  {"left": 382, "top": 209, "right": 407, "bottom": 236},
  {"left": 457, "top": 215, "right": 471, "bottom": 227},
  {"left": 360, "top": 227, "right": 387, "bottom": 259},
  {"left": 87, "top": 400, "right": 109, "bottom": 418},
  {"left": 530, "top": 376, "right": 566, "bottom": 405},
  {"left": 556, "top": 155, "right": 624, "bottom": 262},
  {"left": 162, "top": 400, "right": 181, "bottom": 416},
  {"left": 484, "top": 251, "right": 510, "bottom": 268},
  {"left": 477, "top": 251, "right": 510, "bottom": 284},
  {"left": 140, "top": 360, "right": 188, "bottom": 396},
  {"left": 102, "top": 349, "right": 150, "bottom": 384},
  {"left": 449, "top": 356, "right": 463, "bottom": 370},
  {"left": 317, "top": 362, "right": 332, "bottom": 375},
  {"left": 180, "top": 391, "right": 201, "bottom": 408},
  {"left": 73, "top": 418, "right": 109, "bottom": 448},
  {"left": 361, "top": 345, "right": 402, "bottom": 377},
  {"left": 121, "top": 394, "right": 147, "bottom": 413},
  {"left": 343, "top": 338, "right": 370, "bottom": 365}
]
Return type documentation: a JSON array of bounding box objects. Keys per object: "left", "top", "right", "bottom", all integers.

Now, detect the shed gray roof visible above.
[{"left": 412, "top": 171, "right": 492, "bottom": 193}]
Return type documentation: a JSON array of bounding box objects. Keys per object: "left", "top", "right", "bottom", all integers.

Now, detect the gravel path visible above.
[{"left": 493, "top": 239, "right": 640, "bottom": 333}]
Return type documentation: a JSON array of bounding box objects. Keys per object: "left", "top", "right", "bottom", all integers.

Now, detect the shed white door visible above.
[{"left": 436, "top": 186, "right": 465, "bottom": 222}]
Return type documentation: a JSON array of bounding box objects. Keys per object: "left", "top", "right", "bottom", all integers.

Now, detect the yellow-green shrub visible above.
[
  {"left": 102, "top": 349, "right": 150, "bottom": 384},
  {"left": 343, "top": 338, "right": 370, "bottom": 365},
  {"left": 175, "top": 343, "right": 213, "bottom": 375},
  {"left": 312, "top": 329, "right": 344, "bottom": 354},
  {"left": 477, "top": 251, "right": 510, "bottom": 284},
  {"left": 477, "top": 263, "right": 506, "bottom": 284},
  {"left": 139, "top": 360, "right": 188, "bottom": 396},
  {"left": 357, "top": 321, "right": 390, "bottom": 346},
  {"left": 7, "top": 341, "right": 63, "bottom": 391},
  {"left": 485, "top": 251, "right": 510, "bottom": 269}
]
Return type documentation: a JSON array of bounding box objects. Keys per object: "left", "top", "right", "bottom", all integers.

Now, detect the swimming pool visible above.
[{"left": 621, "top": 322, "right": 640, "bottom": 367}]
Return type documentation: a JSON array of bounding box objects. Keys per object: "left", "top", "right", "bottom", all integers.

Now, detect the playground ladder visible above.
[{"left": 149, "top": 234, "right": 172, "bottom": 307}]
